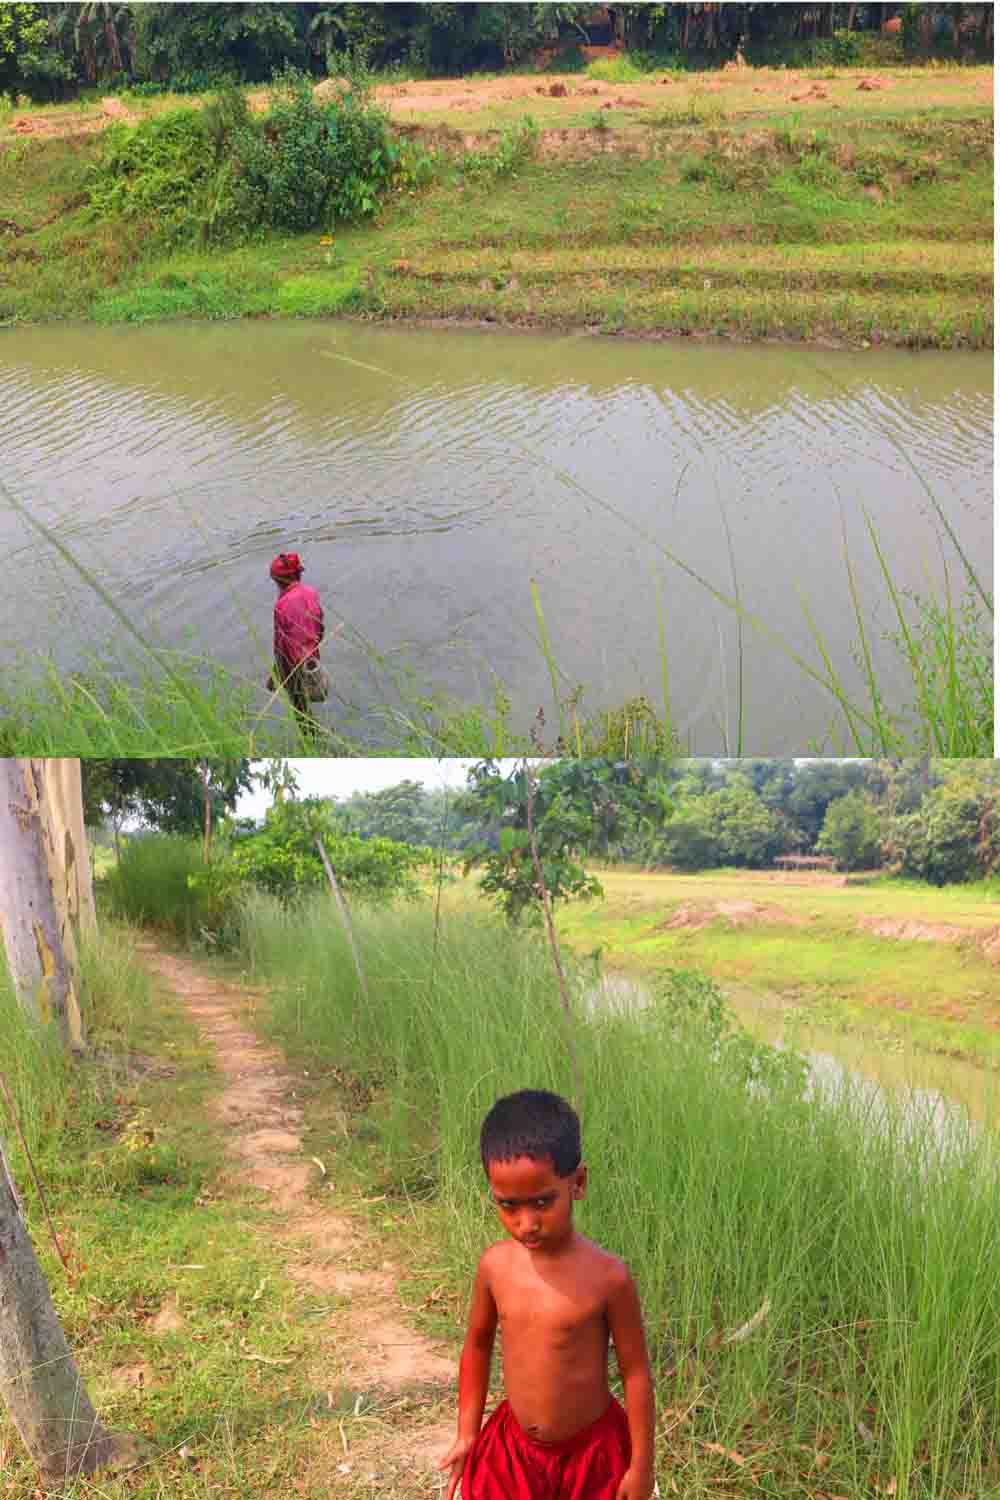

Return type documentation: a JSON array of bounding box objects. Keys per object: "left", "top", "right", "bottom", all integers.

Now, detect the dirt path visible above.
[{"left": 135, "top": 942, "right": 457, "bottom": 1489}]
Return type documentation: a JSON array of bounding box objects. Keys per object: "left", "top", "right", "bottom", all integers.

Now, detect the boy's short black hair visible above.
[{"left": 480, "top": 1090, "right": 581, "bottom": 1177}]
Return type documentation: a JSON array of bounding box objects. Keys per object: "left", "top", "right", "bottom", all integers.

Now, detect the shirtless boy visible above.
[{"left": 439, "top": 1089, "right": 655, "bottom": 1500}]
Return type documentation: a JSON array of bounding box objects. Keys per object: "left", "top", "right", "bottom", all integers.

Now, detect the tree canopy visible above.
[{"left": 3, "top": 4, "right": 990, "bottom": 100}]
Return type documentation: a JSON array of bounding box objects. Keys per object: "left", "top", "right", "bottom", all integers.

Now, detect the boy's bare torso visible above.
[{"left": 483, "top": 1231, "right": 625, "bottom": 1443}]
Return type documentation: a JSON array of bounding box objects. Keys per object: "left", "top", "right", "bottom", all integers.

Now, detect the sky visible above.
[{"left": 235, "top": 758, "right": 513, "bottom": 819}]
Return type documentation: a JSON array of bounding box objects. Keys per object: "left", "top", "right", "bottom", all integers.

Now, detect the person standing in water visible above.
[{"left": 267, "top": 552, "right": 325, "bottom": 738}]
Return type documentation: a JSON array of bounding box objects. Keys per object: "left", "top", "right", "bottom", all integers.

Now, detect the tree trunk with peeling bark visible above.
[
  {"left": 0, "top": 759, "right": 88, "bottom": 1051},
  {"left": 0, "top": 1141, "right": 116, "bottom": 1481}
]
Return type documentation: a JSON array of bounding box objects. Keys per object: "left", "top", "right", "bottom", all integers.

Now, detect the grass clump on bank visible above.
[{"left": 236, "top": 891, "right": 1000, "bottom": 1500}]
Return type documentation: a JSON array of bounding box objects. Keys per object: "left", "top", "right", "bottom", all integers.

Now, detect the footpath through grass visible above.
[
  {"left": 0, "top": 925, "right": 334, "bottom": 1497},
  {"left": 0, "top": 63, "right": 993, "bottom": 347}
]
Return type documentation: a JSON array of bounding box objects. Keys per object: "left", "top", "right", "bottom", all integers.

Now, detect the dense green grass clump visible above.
[
  {"left": 237, "top": 892, "right": 1000, "bottom": 1498},
  {"left": 0, "top": 924, "right": 152, "bottom": 1181},
  {"left": 100, "top": 834, "right": 210, "bottom": 939},
  {"left": 86, "top": 69, "right": 403, "bottom": 246}
]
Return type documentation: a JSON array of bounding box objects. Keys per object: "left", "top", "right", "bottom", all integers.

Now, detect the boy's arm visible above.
[
  {"left": 608, "top": 1265, "right": 656, "bottom": 1500},
  {"left": 438, "top": 1251, "right": 499, "bottom": 1499}
]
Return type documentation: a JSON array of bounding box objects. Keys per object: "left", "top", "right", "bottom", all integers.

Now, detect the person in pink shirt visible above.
[{"left": 266, "top": 552, "right": 325, "bottom": 737}]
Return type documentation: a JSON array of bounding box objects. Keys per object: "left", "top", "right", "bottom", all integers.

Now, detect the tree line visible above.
[
  {"left": 81, "top": 757, "right": 1000, "bottom": 887},
  {"left": 2, "top": 3, "right": 992, "bottom": 104}
]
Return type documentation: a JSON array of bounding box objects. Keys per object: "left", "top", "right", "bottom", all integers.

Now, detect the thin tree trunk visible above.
[
  {"left": 0, "top": 761, "right": 84, "bottom": 1051},
  {"left": 201, "top": 761, "right": 211, "bottom": 866},
  {"left": 0, "top": 1139, "right": 116, "bottom": 1481}
]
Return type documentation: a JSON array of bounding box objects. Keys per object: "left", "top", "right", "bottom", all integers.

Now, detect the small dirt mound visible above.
[
  {"left": 859, "top": 917, "right": 967, "bottom": 944},
  {"left": 661, "top": 901, "right": 806, "bottom": 932}
]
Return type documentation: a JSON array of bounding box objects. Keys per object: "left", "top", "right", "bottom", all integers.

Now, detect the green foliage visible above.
[
  {"left": 462, "top": 113, "right": 539, "bottom": 180},
  {"left": 228, "top": 66, "right": 397, "bottom": 230},
  {"left": 459, "top": 759, "right": 667, "bottom": 921},
  {"left": 185, "top": 796, "right": 426, "bottom": 940},
  {"left": 831, "top": 27, "right": 862, "bottom": 65},
  {"left": 86, "top": 67, "right": 401, "bottom": 243},
  {"left": 650, "top": 773, "right": 795, "bottom": 871},
  {"left": 816, "top": 788, "right": 882, "bottom": 870},
  {"left": 887, "top": 776, "right": 999, "bottom": 886},
  {"left": 100, "top": 833, "right": 209, "bottom": 937},
  {"left": 131, "top": 1, "right": 306, "bottom": 85},
  {"left": 83, "top": 757, "right": 254, "bottom": 838},
  {"left": 655, "top": 968, "right": 808, "bottom": 1095},
  {"left": 86, "top": 106, "right": 216, "bottom": 238},
  {"left": 0, "top": 1, "right": 72, "bottom": 102}
]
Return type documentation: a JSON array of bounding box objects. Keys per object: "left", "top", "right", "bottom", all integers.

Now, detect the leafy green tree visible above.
[
  {"left": 462, "top": 760, "right": 615, "bottom": 922},
  {"left": 0, "top": 2, "right": 71, "bottom": 102},
  {"left": 82, "top": 759, "right": 254, "bottom": 850},
  {"left": 131, "top": 2, "right": 306, "bottom": 85},
  {"left": 225, "top": 796, "right": 424, "bottom": 900},
  {"left": 889, "top": 781, "right": 985, "bottom": 885},
  {"left": 816, "top": 789, "right": 882, "bottom": 870}
]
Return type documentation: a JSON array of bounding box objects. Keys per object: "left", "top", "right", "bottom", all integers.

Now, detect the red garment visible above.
[
  {"left": 273, "top": 581, "right": 324, "bottom": 667},
  {"left": 270, "top": 552, "right": 303, "bottom": 582},
  {"left": 462, "top": 1398, "right": 631, "bottom": 1500}
]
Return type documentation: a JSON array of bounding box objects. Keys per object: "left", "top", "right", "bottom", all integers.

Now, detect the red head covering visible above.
[{"left": 270, "top": 552, "right": 303, "bottom": 582}]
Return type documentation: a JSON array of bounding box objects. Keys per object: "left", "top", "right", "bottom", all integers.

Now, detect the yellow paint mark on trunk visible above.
[{"left": 31, "top": 919, "right": 56, "bottom": 1024}]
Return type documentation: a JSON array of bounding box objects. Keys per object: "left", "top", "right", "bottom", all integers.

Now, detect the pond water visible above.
[
  {"left": 585, "top": 972, "right": 998, "bottom": 1137},
  {"left": 1, "top": 321, "right": 991, "bottom": 751}
]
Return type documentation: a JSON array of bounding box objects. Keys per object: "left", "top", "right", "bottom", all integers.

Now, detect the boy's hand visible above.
[
  {"left": 616, "top": 1465, "right": 656, "bottom": 1500},
  {"left": 437, "top": 1435, "right": 475, "bottom": 1500}
]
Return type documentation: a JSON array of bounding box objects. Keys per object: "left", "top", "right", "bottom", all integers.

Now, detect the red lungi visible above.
[{"left": 463, "top": 1398, "right": 631, "bottom": 1499}]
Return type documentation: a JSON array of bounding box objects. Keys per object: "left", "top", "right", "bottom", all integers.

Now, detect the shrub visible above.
[
  {"left": 225, "top": 66, "right": 397, "bottom": 231},
  {"left": 87, "top": 108, "right": 215, "bottom": 239},
  {"left": 831, "top": 28, "right": 862, "bottom": 66}
]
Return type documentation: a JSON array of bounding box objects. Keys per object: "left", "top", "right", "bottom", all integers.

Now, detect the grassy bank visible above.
[
  {"left": 0, "top": 62, "right": 993, "bottom": 347},
  {"left": 231, "top": 891, "right": 1000, "bottom": 1500},
  {"left": 549, "top": 865, "right": 1000, "bottom": 1067}
]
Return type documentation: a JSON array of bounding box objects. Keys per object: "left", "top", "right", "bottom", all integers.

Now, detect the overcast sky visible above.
[{"left": 236, "top": 759, "right": 516, "bottom": 819}]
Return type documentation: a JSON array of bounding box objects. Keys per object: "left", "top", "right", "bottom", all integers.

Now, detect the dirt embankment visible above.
[{"left": 659, "top": 901, "right": 1000, "bottom": 966}]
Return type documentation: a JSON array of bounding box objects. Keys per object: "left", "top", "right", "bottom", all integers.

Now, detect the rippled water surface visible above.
[{"left": 2, "top": 321, "right": 991, "bottom": 750}]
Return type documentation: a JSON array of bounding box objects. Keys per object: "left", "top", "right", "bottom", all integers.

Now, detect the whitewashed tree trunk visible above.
[
  {"left": 40, "top": 759, "right": 97, "bottom": 942},
  {"left": 0, "top": 1140, "right": 115, "bottom": 1481},
  {"left": 0, "top": 760, "right": 85, "bottom": 1050}
]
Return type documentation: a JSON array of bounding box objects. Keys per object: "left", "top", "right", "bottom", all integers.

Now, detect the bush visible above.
[
  {"left": 88, "top": 67, "right": 403, "bottom": 245},
  {"left": 831, "top": 28, "right": 862, "bottom": 66},
  {"left": 228, "top": 67, "right": 397, "bottom": 230}
]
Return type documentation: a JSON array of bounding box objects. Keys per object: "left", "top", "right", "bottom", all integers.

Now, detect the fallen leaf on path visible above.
[{"left": 701, "top": 1441, "right": 746, "bottom": 1465}]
